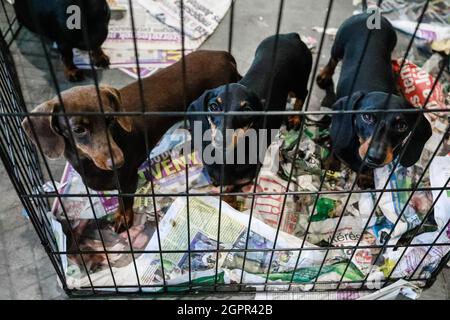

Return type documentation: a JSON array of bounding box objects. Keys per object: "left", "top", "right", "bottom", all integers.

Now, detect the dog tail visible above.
[
  {"left": 362, "top": 0, "right": 368, "bottom": 12},
  {"left": 225, "top": 52, "right": 242, "bottom": 81},
  {"left": 227, "top": 52, "right": 238, "bottom": 69}
]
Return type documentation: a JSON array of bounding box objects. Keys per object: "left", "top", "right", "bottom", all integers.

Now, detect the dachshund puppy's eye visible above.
[
  {"left": 395, "top": 120, "right": 408, "bottom": 133},
  {"left": 361, "top": 113, "right": 376, "bottom": 124},
  {"left": 73, "top": 126, "right": 87, "bottom": 136},
  {"left": 208, "top": 102, "right": 220, "bottom": 112}
]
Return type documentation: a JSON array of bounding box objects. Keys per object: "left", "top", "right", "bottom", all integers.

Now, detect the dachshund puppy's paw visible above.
[
  {"left": 64, "top": 67, "right": 85, "bottom": 82},
  {"left": 356, "top": 171, "right": 375, "bottom": 189},
  {"left": 222, "top": 195, "right": 239, "bottom": 210},
  {"left": 93, "top": 49, "right": 110, "bottom": 69},
  {"left": 320, "top": 89, "right": 337, "bottom": 108},
  {"left": 322, "top": 153, "right": 341, "bottom": 172},
  {"left": 286, "top": 96, "right": 303, "bottom": 130},
  {"left": 316, "top": 69, "right": 334, "bottom": 90},
  {"left": 287, "top": 115, "right": 302, "bottom": 130},
  {"left": 113, "top": 209, "right": 134, "bottom": 234}
]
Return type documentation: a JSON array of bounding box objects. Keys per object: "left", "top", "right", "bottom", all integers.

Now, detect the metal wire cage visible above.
[{"left": 0, "top": 0, "right": 449, "bottom": 297}]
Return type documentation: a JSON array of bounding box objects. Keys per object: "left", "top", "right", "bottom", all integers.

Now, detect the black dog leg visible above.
[
  {"left": 316, "top": 57, "right": 338, "bottom": 89},
  {"left": 287, "top": 91, "right": 304, "bottom": 130},
  {"left": 59, "top": 45, "right": 84, "bottom": 82},
  {"left": 92, "top": 47, "right": 111, "bottom": 69}
]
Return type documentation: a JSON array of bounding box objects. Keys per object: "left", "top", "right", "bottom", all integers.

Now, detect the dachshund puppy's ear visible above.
[
  {"left": 21, "top": 101, "right": 65, "bottom": 159},
  {"left": 189, "top": 88, "right": 222, "bottom": 111},
  {"left": 330, "top": 91, "right": 365, "bottom": 153},
  {"left": 399, "top": 114, "right": 432, "bottom": 167},
  {"left": 188, "top": 90, "right": 207, "bottom": 113},
  {"left": 101, "top": 85, "right": 132, "bottom": 132},
  {"left": 188, "top": 89, "right": 220, "bottom": 154}
]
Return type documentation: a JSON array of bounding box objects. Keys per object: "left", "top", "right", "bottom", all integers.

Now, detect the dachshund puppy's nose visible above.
[
  {"left": 106, "top": 155, "right": 125, "bottom": 170},
  {"left": 365, "top": 150, "right": 385, "bottom": 166}
]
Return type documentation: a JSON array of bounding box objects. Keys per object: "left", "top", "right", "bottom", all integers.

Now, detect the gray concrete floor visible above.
[{"left": 0, "top": 0, "right": 449, "bottom": 299}]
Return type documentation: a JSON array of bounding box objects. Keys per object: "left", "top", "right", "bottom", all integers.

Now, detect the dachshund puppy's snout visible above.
[
  {"left": 362, "top": 135, "right": 392, "bottom": 168},
  {"left": 104, "top": 147, "right": 125, "bottom": 170},
  {"left": 356, "top": 115, "right": 396, "bottom": 168},
  {"left": 105, "top": 156, "right": 124, "bottom": 170},
  {"left": 365, "top": 147, "right": 386, "bottom": 167},
  {"left": 359, "top": 138, "right": 388, "bottom": 168},
  {"left": 76, "top": 142, "right": 125, "bottom": 171}
]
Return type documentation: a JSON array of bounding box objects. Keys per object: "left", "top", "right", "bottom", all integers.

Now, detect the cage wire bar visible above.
[
  {"left": 0, "top": 0, "right": 449, "bottom": 296},
  {"left": 0, "top": 0, "right": 19, "bottom": 46}
]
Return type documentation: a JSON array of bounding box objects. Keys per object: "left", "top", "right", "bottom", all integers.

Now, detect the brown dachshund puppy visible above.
[{"left": 22, "top": 50, "right": 241, "bottom": 231}]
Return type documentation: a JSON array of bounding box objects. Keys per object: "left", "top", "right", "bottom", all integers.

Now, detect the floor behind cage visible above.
[{"left": 0, "top": 0, "right": 449, "bottom": 299}]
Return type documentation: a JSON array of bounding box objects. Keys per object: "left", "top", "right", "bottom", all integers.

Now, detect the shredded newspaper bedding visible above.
[{"left": 50, "top": 110, "right": 450, "bottom": 293}]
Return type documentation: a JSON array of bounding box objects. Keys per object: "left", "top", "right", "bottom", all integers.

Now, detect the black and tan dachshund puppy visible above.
[
  {"left": 189, "top": 33, "right": 312, "bottom": 186},
  {"left": 317, "top": 13, "right": 432, "bottom": 172},
  {"left": 14, "top": 0, "right": 111, "bottom": 81}
]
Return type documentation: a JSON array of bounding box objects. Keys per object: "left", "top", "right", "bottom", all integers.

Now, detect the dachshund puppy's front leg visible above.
[
  {"left": 113, "top": 207, "right": 134, "bottom": 234},
  {"left": 59, "top": 46, "right": 84, "bottom": 82},
  {"left": 322, "top": 152, "right": 341, "bottom": 172},
  {"left": 316, "top": 57, "right": 338, "bottom": 89},
  {"left": 287, "top": 93, "right": 303, "bottom": 130},
  {"left": 92, "top": 48, "right": 110, "bottom": 69},
  {"left": 357, "top": 169, "right": 375, "bottom": 189},
  {"left": 113, "top": 175, "right": 138, "bottom": 233}
]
